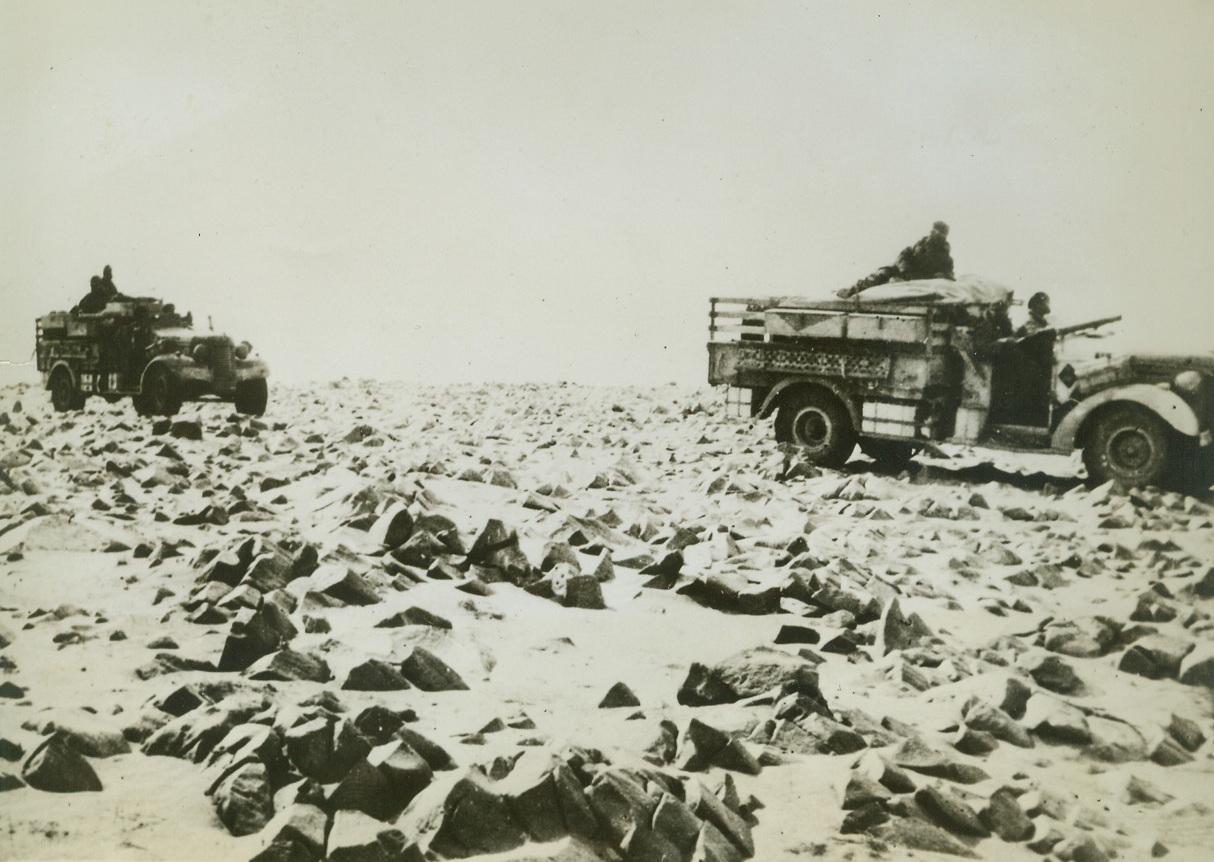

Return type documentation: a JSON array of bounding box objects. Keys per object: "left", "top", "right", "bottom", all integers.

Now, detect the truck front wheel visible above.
[
  {"left": 49, "top": 367, "right": 84, "bottom": 412},
  {"left": 1082, "top": 405, "right": 1169, "bottom": 488},
  {"left": 775, "top": 389, "right": 856, "bottom": 468},
  {"left": 143, "top": 366, "right": 182, "bottom": 416},
  {"left": 234, "top": 379, "right": 268, "bottom": 416}
]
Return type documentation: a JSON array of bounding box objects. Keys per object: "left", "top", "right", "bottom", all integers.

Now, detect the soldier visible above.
[
  {"left": 1016, "top": 292, "right": 1051, "bottom": 337},
  {"left": 76, "top": 276, "right": 109, "bottom": 314}
]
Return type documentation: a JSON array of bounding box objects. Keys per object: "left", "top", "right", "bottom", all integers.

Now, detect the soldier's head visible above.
[
  {"left": 1028, "top": 292, "right": 1050, "bottom": 316},
  {"left": 90, "top": 275, "right": 103, "bottom": 294},
  {"left": 103, "top": 265, "right": 112, "bottom": 281}
]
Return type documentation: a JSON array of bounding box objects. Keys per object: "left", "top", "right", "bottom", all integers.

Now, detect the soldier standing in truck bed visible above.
[{"left": 76, "top": 276, "right": 109, "bottom": 313}]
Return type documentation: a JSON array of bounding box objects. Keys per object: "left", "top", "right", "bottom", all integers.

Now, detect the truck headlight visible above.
[
  {"left": 192, "top": 343, "right": 209, "bottom": 363},
  {"left": 1173, "top": 370, "right": 1203, "bottom": 398},
  {"left": 235, "top": 341, "right": 252, "bottom": 360}
]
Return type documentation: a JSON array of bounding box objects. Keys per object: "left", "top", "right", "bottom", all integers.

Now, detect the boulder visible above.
[
  {"left": 978, "top": 787, "right": 1033, "bottom": 841},
  {"left": 675, "top": 719, "right": 761, "bottom": 775},
  {"left": 684, "top": 778, "right": 754, "bottom": 858},
  {"left": 963, "top": 702, "right": 1033, "bottom": 748},
  {"left": 284, "top": 717, "right": 372, "bottom": 784},
  {"left": 143, "top": 693, "right": 272, "bottom": 762},
  {"left": 876, "top": 598, "right": 933, "bottom": 656},
  {"left": 370, "top": 740, "right": 434, "bottom": 815},
  {"left": 342, "top": 659, "right": 411, "bottom": 692},
  {"left": 1022, "top": 695, "right": 1091, "bottom": 746},
  {"left": 1166, "top": 714, "right": 1206, "bottom": 752},
  {"left": 677, "top": 572, "right": 780, "bottom": 615},
  {"left": 586, "top": 769, "right": 658, "bottom": 846},
  {"left": 890, "top": 738, "right": 989, "bottom": 784},
  {"left": 367, "top": 502, "right": 414, "bottom": 549},
  {"left": 677, "top": 647, "right": 829, "bottom": 715},
  {"left": 326, "top": 759, "right": 394, "bottom": 820},
  {"left": 1042, "top": 616, "right": 1121, "bottom": 658},
  {"left": 213, "top": 761, "right": 275, "bottom": 836},
  {"left": 22, "top": 735, "right": 102, "bottom": 793},
  {"left": 256, "top": 803, "right": 328, "bottom": 861},
  {"left": 309, "top": 566, "right": 382, "bottom": 606},
  {"left": 599, "top": 682, "right": 641, "bottom": 709},
  {"left": 325, "top": 809, "right": 395, "bottom": 862},
  {"left": 562, "top": 575, "right": 606, "bottom": 610},
  {"left": 427, "top": 771, "right": 529, "bottom": 858},
  {"left": 1119, "top": 635, "right": 1194, "bottom": 680},
  {"left": 218, "top": 603, "right": 299, "bottom": 672},
  {"left": 41, "top": 718, "right": 130, "bottom": 758},
  {"left": 1029, "top": 655, "right": 1084, "bottom": 694},
  {"left": 375, "top": 606, "right": 452, "bottom": 630},
  {"left": 871, "top": 817, "right": 980, "bottom": 858},
  {"left": 1178, "top": 643, "right": 1214, "bottom": 690},
  {"left": 915, "top": 785, "right": 990, "bottom": 838},
  {"left": 247, "top": 649, "right": 332, "bottom": 683},
  {"left": 399, "top": 647, "right": 468, "bottom": 692}
]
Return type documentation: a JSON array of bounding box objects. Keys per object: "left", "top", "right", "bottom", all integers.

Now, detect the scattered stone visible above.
[
  {"left": 677, "top": 647, "right": 829, "bottom": 715},
  {"left": 343, "top": 659, "right": 411, "bottom": 692},
  {"left": 1029, "top": 655, "right": 1084, "bottom": 694},
  {"left": 1178, "top": 643, "right": 1214, "bottom": 690},
  {"left": 1124, "top": 774, "right": 1174, "bottom": 806},
  {"left": 599, "top": 682, "right": 641, "bottom": 708},
  {"left": 1166, "top": 714, "right": 1206, "bottom": 752},
  {"left": 876, "top": 598, "right": 933, "bottom": 656},
  {"left": 212, "top": 761, "right": 274, "bottom": 836},
  {"left": 979, "top": 787, "right": 1034, "bottom": 841},
  {"left": 870, "top": 817, "right": 979, "bottom": 858},
  {"left": 22, "top": 735, "right": 103, "bottom": 793},
  {"left": 247, "top": 649, "right": 332, "bottom": 683},
  {"left": 399, "top": 647, "right": 468, "bottom": 692}
]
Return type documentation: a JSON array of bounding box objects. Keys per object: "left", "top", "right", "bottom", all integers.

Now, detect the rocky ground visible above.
[{"left": 1, "top": 380, "right": 1212, "bottom": 862}]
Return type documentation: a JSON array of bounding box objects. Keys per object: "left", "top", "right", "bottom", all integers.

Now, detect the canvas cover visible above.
[{"left": 778, "top": 275, "right": 1013, "bottom": 308}]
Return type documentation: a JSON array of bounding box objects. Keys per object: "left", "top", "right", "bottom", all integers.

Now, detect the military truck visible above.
[
  {"left": 36, "top": 297, "right": 269, "bottom": 416},
  {"left": 707, "top": 277, "right": 1213, "bottom": 490}
]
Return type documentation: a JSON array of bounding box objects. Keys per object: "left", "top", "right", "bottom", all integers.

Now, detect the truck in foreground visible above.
[
  {"left": 707, "top": 277, "right": 1212, "bottom": 490},
  {"left": 36, "top": 297, "right": 269, "bottom": 416}
]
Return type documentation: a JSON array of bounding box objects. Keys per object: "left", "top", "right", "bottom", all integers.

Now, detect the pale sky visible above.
[{"left": 3, "top": 1, "right": 1212, "bottom": 386}]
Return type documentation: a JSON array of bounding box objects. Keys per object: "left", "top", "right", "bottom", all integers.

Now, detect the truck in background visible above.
[{"left": 36, "top": 297, "right": 269, "bottom": 417}]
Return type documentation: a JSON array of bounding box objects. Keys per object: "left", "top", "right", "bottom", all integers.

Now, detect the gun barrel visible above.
[{"left": 1055, "top": 315, "right": 1122, "bottom": 337}]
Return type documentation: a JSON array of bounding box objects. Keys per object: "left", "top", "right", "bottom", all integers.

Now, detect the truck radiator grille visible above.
[{"left": 212, "top": 344, "right": 235, "bottom": 388}]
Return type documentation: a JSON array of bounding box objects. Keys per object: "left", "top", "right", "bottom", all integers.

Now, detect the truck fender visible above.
[
  {"left": 138, "top": 355, "right": 188, "bottom": 391},
  {"left": 45, "top": 360, "right": 77, "bottom": 390},
  {"left": 758, "top": 378, "right": 862, "bottom": 431},
  {"left": 1053, "top": 383, "right": 1200, "bottom": 449}
]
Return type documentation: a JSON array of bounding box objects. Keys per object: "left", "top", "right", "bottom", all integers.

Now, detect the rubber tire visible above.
[
  {"left": 50, "top": 368, "right": 79, "bottom": 412},
  {"left": 1082, "top": 405, "right": 1169, "bottom": 488},
  {"left": 143, "top": 366, "right": 182, "bottom": 417},
  {"left": 132, "top": 392, "right": 153, "bottom": 416},
  {"left": 860, "top": 439, "right": 919, "bottom": 471},
  {"left": 234, "top": 379, "right": 268, "bottom": 416},
  {"left": 1166, "top": 432, "right": 1214, "bottom": 496},
  {"left": 774, "top": 389, "right": 856, "bottom": 468}
]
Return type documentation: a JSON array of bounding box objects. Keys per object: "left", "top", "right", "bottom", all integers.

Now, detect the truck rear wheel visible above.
[
  {"left": 1082, "top": 405, "right": 1169, "bottom": 488},
  {"left": 49, "top": 367, "right": 85, "bottom": 412},
  {"left": 143, "top": 366, "right": 182, "bottom": 416},
  {"left": 234, "top": 379, "right": 268, "bottom": 416},
  {"left": 775, "top": 389, "right": 856, "bottom": 468}
]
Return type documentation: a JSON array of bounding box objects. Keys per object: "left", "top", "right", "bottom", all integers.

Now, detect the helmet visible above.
[{"left": 1028, "top": 292, "right": 1050, "bottom": 313}]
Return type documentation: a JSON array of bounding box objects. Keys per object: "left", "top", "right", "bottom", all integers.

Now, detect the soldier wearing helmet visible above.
[{"left": 1017, "top": 292, "right": 1051, "bottom": 337}]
